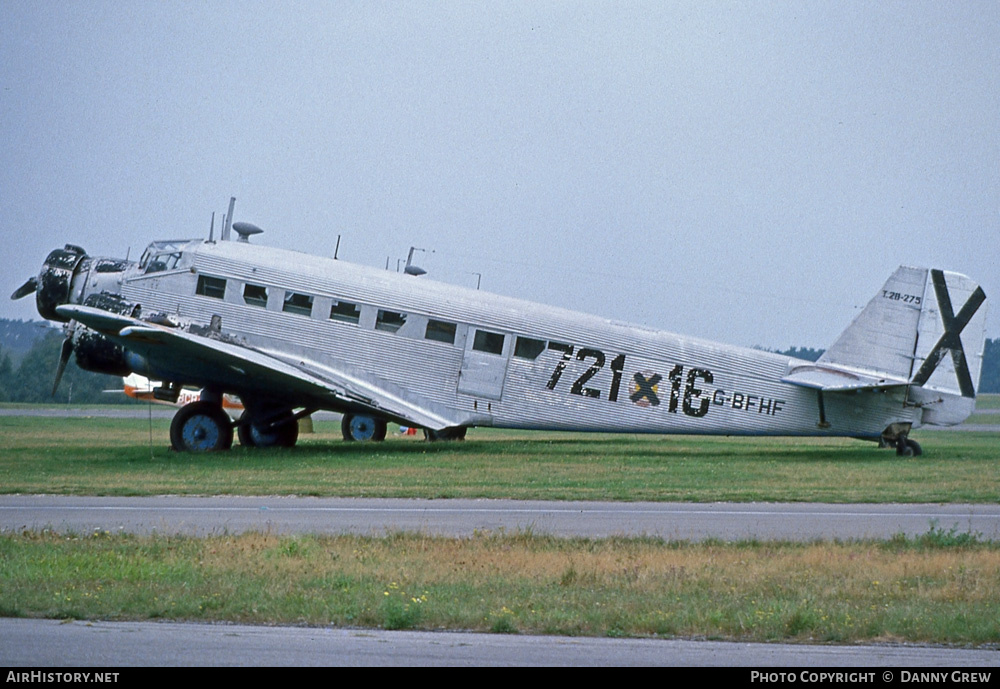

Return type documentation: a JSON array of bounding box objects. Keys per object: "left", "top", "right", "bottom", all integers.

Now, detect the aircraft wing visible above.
[
  {"left": 781, "top": 364, "right": 909, "bottom": 392},
  {"left": 55, "top": 304, "right": 461, "bottom": 431}
]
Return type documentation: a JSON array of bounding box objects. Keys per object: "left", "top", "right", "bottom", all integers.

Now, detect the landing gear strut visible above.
[
  {"left": 169, "top": 401, "right": 233, "bottom": 452},
  {"left": 882, "top": 423, "right": 922, "bottom": 457}
]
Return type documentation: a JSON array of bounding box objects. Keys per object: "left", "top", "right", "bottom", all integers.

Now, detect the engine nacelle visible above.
[
  {"left": 69, "top": 293, "right": 143, "bottom": 378},
  {"left": 72, "top": 325, "right": 131, "bottom": 377}
]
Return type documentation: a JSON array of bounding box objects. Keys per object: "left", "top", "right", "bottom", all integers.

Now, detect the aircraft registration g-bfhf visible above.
[{"left": 11, "top": 200, "right": 988, "bottom": 454}]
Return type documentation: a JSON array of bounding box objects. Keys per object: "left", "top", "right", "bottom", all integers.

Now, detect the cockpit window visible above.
[
  {"left": 139, "top": 240, "right": 197, "bottom": 273},
  {"left": 144, "top": 252, "right": 183, "bottom": 274}
]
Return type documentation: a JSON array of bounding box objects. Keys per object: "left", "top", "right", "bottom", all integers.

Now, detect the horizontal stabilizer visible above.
[{"left": 781, "top": 364, "right": 908, "bottom": 392}]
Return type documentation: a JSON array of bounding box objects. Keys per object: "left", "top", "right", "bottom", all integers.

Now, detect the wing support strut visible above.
[{"left": 816, "top": 391, "right": 831, "bottom": 429}]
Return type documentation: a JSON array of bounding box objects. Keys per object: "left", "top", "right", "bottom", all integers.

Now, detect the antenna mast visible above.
[{"left": 222, "top": 197, "right": 235, "bottom": 241}]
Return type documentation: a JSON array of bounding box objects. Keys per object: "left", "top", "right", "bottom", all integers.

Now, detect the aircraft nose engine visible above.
[
  {"left": 12, "top": 246, "right": 137, "bottom": 393},
  {"left": 10, "top": 244, "right": 89, "bottom": 322}
]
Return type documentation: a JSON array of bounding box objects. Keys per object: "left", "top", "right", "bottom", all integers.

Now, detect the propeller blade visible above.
[
  {"left": 11, "top": 277, "right": 37, "bottom": 300},
  {"left": 51, "top": 331, "right": 74, "bottom": 397}
]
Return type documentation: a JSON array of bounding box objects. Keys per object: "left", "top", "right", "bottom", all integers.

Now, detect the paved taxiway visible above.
[
  {"left": 3, "top": 618, "right": 998, "bottom": 667},
  {"left": 2, "top": 495, "right": 999, "bottom": 540},
  {"left": 4, "top": 496, "right": 998, "bottom": 666}
]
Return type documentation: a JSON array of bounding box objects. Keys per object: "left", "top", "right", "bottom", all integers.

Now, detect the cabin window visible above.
[
  {"left": 425, "top": 319, "right": 457, "bottom": 344},
  {"left": 472, "top": 329, "right": 505, "bottom": 355},
  {"left": 196, "top": 275, "right": 226, "bottom": 300},
  {"left": 243, "top": 284, "right": 268, "bottom": 308},
  {"left": 329, "top": 300, "right": 361, "bottom": 324},
  {"left": 283, "top": 291, "right": 314, "bottom": 316},
  {"left": 375, "top": 310, "right": 407, "bottom": 333},
  {"left": 514, "top": 337, "right": 546, "bottom": 360}
]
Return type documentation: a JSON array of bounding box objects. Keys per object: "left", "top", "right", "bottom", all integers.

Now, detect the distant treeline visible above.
[
  {"left": 0, "top": 327, "right": 124, "bottom": 404},
  {"left": 0, "top": 319, "right": 997, "bottom": 403}
]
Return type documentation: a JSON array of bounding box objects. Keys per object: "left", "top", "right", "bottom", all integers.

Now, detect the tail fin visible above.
[
  {"left": 818, "top": 266, "right": 930, "bottom": 382},
  {"left": 816, "top": 266, "right": 987, "bottom": 425}
]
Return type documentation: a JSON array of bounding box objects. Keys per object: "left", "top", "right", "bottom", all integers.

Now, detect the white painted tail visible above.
[{"left": 819, "top": 266, "right": 987, "bottom": 426}]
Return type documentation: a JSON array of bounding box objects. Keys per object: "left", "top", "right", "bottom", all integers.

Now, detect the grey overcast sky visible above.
[{"left": 3, "top": 1, "right": 998, "bottom": 349}]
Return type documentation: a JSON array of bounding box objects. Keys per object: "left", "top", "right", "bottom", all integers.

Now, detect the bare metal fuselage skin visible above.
[{"left": 37, "top": 237, "right": 984, "bottom": 442}]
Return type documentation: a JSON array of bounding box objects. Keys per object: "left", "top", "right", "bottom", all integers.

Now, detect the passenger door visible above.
[{"left": 457, "top": 328, "right": 510, "bottom": 400}]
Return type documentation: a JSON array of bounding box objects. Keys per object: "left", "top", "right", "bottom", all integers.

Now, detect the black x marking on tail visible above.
[{"left": 910, "top": 269, "right": 986, "bottom": 398}]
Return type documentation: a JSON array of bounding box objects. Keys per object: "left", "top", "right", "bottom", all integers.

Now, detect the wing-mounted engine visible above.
[{"left": 67, "top": 292, "right": 144, "bottom": 378}]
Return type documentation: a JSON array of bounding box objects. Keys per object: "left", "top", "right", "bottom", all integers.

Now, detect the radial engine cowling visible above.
[
  {"left": 69, "top": 292, "right": 142, "bottom": 378},
  {"left": 36, "top": 245, "right": 89, "bottom": 322},
  {"left": 71, "top": 325, "right": 131, "bottom": 377}
]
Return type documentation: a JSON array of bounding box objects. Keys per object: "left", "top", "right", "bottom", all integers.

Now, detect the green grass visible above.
[
  {"left": 2, "top": 404, "right": 998, "bottom": 646},
  {"left": 973, "top": 393, "right": 1000, "bottom": 410},
  {"left": 1, "top": 414, "right": 998, "bottom": 502},
  {"left": 2, "top": 530, "right": 997, "bottom": 645}
]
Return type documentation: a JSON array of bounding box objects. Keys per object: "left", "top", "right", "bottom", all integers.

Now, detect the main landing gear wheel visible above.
[
  {"left": 341, "top": 414, "right": 387, "bottom": 442},
  {"left": 238, "top": 416, "right": 299, "bottom": 448},
  {"left": 169, "top": 401, "right": 233, "bottom": 452},
  {"left": 896, "top": 438, "right": 922, "bottom": 457},
  {"left": 423, "top": 426, "right": 468, "bottom": 442}
]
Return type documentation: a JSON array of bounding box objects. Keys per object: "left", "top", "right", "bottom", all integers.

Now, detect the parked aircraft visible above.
[{"left": 11, "top": 201, "right": 987, "bottom": 454}]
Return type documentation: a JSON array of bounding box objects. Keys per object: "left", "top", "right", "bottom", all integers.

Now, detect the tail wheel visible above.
[
  {"left": 170, "top": 401, "right": 233, "bottom": 452},
  {"left": 238, "top": 417, "right": 299, "bottom": 448},
  {"left": 341, "top": 414, "right": 388, "bottom": 442},
  {"left": 895, "top": 438, "right": 922, "bottom": 457}
]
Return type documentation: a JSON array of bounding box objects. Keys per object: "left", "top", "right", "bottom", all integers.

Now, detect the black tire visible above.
[
  {"left": 341, "top": 414, "right": 388, "bottom": 442},
  {"left": 895, "top": 438, "right": 922, "bottom": 457},
  {"left": 169, "top": 402, "right": 233, "bottom": 452},
  {"left": 238, "top": 417, "right": 299, "bottom": 448}
]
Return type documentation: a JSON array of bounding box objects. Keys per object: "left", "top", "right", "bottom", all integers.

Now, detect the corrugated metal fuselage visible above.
[{"left": 112, "top": 240, "right": 918, "bottom": 439}]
